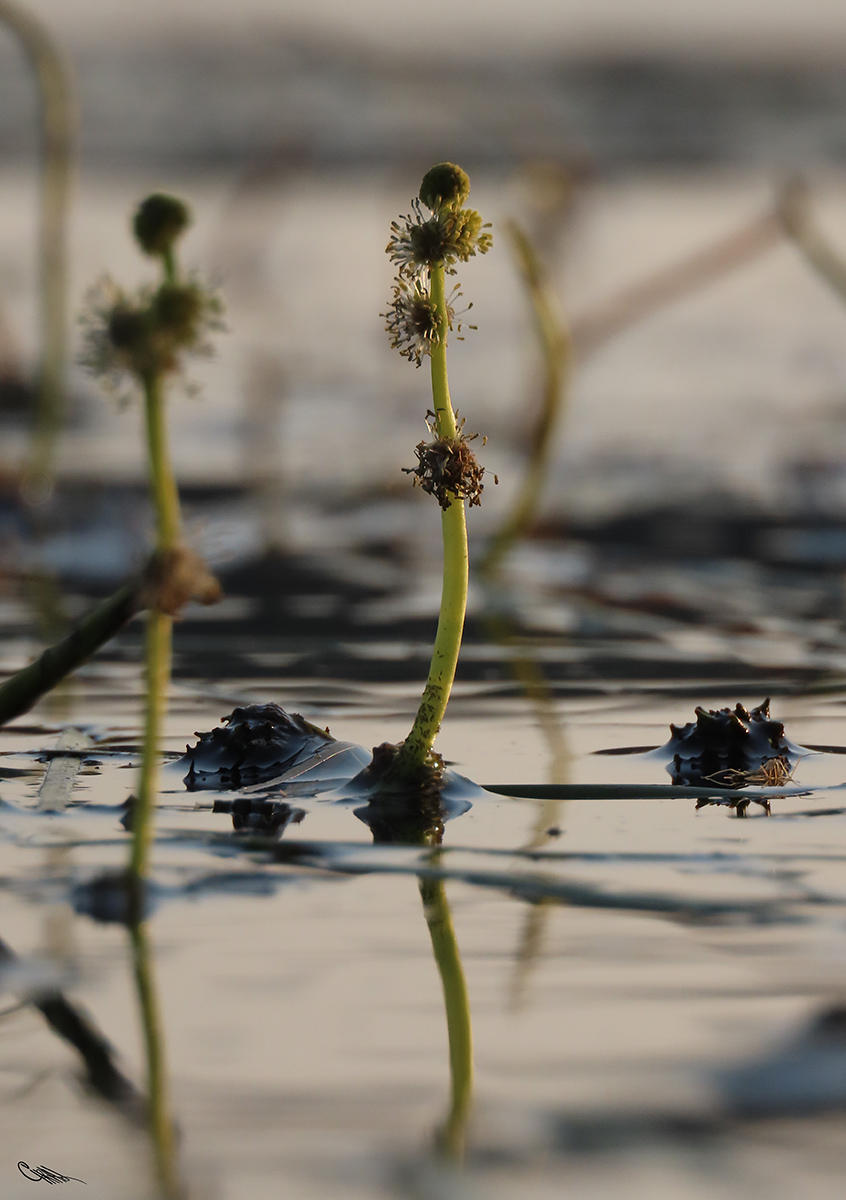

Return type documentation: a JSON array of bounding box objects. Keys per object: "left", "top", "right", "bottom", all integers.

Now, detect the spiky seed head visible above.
[
  {"left": 107, "top": 304, "right": 149, "bottom": 354},
  {"left": 133, "top": 193, "right": 191, "bottom": 257},
  {"left": 419, "top": 163, "right": 470, "bottom": 212},
  {"left": 152, "top": 282, "right": 205, "bottom": 342}
]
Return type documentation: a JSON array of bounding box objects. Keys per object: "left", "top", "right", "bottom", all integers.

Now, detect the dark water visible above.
[{"left": 2, "top": 486, "right": 846, "bottom": 1197}]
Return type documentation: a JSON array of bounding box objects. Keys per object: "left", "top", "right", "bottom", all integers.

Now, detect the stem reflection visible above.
[
  {"left": 419, "top": 871, "right": 474, "bottom": 1162},
  {"left": 128, "top": 914, "right": 183, "bottom": 1199}
]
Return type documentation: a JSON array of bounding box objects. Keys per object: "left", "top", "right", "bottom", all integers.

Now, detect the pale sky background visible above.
[{"left": 14, "top": 0, "right": 846, "bottom": 60}]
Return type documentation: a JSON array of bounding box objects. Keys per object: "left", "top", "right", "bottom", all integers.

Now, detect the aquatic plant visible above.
[
  {"left": 0, "top": 0, "right": 76, "bottom": 501},
  {"left": 662, "top": 698, "right": 794, "bottom": 787},
  {"left": 81, "top": 192, "right": 221, "bottom": 1200},
  {"left": 82, "top": 192, "right": 222, "bottom": 876},
  {"left": 382, "top": 162, "right": 492, "bottom": 783}
]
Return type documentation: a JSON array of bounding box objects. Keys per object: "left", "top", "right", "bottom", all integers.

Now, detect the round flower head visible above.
[
  {"left": 80, "top": 275, "right": 223, "bottom": 390},
  {"left": 387, "top": 160, "right": 491, "bottom": 278},
  {"left": 419, "top": 162, "right": 471, "bottom": 212},
  {"left": 133, "top": 193, "right": 191, "bottom": 258},
  {"left": 387, "top": 200, "right": 492, "bottom": 277}
]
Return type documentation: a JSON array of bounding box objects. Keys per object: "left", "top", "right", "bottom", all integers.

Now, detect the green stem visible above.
[
  {"left": 0, "top": 1, "right": 76, "bottom": 500},
  {"left": 129, "top": 919, "right": 182, "bottom": 1199},
  {"left": 161, "top": 246, "right": 177, "bottom": 286},
  {"left": 130, "top": 610, "right": 171, "bottom": 879},
  {"left": 429, "top": 265, "right": 457, "bottom": 440},
  {"left": 396, "top": 266, "right": 468, "bottom": 775},
  {"left": 130, "top": 370, "right": 181, "bottom": 880},
  {"left": 143, "top": 373, "right": 181, "bottom": 551},
  {"left": 480, "top": 221, "right": 570, "bottom": 576},
  {"left": 419, "top": 875, "right": 473, "bottom": 1161}
]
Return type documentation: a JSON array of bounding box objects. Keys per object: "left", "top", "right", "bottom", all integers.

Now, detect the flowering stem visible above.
[
  {"left": 396, "top": 265, "right": 469, "bottom": 775},
  {"left": 429, "top": 265, "right": 457, "bottom": 440}
]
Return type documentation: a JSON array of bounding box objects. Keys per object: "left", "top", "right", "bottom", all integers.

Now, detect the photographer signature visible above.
[{"left": 18, "top": 1162, "right": 86, "bottom": 1185}]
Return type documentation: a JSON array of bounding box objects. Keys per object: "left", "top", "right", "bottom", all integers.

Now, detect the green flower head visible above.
[
  {"left": 419, "top": 162, "right": 471, "bottom": 212},
  {"left": 133, "top": 193, "right": 191, "bottom": 258},
  {"left": 387, "top": 162, "right": 491, "bottom": 278}
]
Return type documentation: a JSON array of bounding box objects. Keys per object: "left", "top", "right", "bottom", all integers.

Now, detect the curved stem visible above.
[
  {"left": 419, "top": 874, "right": 473, "bottom": 1161},
  {"left": 396, "top": 265, "right": 468, "bottom": 775},
  {"left": 0, "top": 1, "right": 77, "bottom": 498},
  {"left": 778, "top": 179, "right": 846, "bottom": 304},
  {"left": 480, "top": 221, "right": 570, "bottom": 577}
]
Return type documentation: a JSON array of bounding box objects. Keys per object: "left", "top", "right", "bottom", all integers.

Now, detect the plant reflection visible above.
[
  {"left": 356, "top": 793, "right": 474, "bottom": 1163},
  {"left": 418, "top": 872, "right": 474, "bottom": 1162},
  {"left": 0, "top": 932, "right": 146, "bottom": 1121},
  {"left": 127, "top": 912, "right": 183, "bottom": 1199}
]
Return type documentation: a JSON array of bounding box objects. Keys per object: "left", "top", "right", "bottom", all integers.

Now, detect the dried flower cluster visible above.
[{"left": 403, "top": 418, "right": 488, "bottom": 510}]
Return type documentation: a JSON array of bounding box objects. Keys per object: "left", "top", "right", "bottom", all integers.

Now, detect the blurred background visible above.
[
  {"left": 5, "top": 9, "right": 846, "bottom": 1199},
  {"left": 3, "top": 0, "right": 846, "bottom": 638}
]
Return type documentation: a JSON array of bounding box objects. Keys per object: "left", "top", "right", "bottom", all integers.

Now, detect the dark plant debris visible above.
[
  {"left": 404, "top": 419, "right": 487, "bottom": 509},
  {"left": 180, "top": 703, "right": 333, "bottom": 790},
  {"left": 661, "top": 698, "right": 799, "bottom": 816}
]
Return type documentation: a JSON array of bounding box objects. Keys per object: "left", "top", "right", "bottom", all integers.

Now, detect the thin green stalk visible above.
[
  {"left": 130, "top": 610, "right": 172, "bottom": 879},
  {"left": 143, "top": 372, "right": 181, "bottom": 550},
  {"left": 162, "top": 246, "right": 177, "bottom": 287},
  {"left": 396, "top": 265, "right": 468, "bottom": 775},
  {"left": 129, "top": 919, "right": 182, "bottom": 1199},
  {"left": 480, "top": 221, "right": 570, "bottom": 577},
  {"left": 130, "top": 372, "right": 180, "bottom": 880},
  {"left": 0, "top": 1, "right": 77, "bottom": 500},
  {"left": 419, "top": 874, "right": 473, "bottom": 1162},
  {"left": 429, "top": 265, "right": 458, "bottom": 441}
]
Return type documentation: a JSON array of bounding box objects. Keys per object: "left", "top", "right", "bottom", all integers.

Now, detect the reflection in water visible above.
[
  {"left": 357, "top": 791, "right": 475, "bottom": 1163},
  {"left": 481, "top": 612, "right": 570, "bottom": 1011},
  {"left": 419, "top": 872, "right": 474, "bottom": 1163},
  {"left": 0, "top": 931, "right": 145, "bottom": 1120},
  {"left": 128, "top": 914, "right": 183, "bottom": 1200}
]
